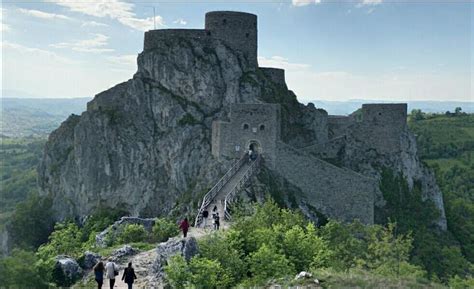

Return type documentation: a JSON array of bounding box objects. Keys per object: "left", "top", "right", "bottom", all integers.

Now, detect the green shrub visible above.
[
  {"left": 178, "top": 113, "right": 199, "bottom": 126},
  {"left": 247, "top": 243, "right": 295, "bottom": 285},
  {"left": 37, "top": 222, "right": 82, "bottom": 261},
  {"left": 152, "top": 218, "right": 179, "bottom": 242},
  {"left": 164, "top": 255, "right": 191, "bottom": 289},
  {"left": 164, "top": 255, "right": 232, "bottom": 289},
  {"left": 198, "top": 230, "right": 246, "bottom": 283},
  {"left": 0, "top": 249, "right": 49, "bottom": 288},
  {"left": 117, "top": 224, "right": 147, "bottom": 244},
  {"left": 189, "top": 257, "right": 232, "bottom": 288}
]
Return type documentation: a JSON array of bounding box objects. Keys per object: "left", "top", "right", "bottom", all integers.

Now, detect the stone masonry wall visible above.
[
  {"left": 260, "top": 67, "right": 286, "bottom": 88},
  {"left": 212, "top": 104, "right": 280, "bottom": 166},
  {"left": 274, "top": 142, "right": 377, "bottom": 224},
  {"left": 205, "top": 11, "right": 258, "bottom": 68},
  {"left": 144, "top": 29, "right": 210, "bottom": 51},
  {"left": 352, "top": 104, "right": 407, "bottom": 154}
]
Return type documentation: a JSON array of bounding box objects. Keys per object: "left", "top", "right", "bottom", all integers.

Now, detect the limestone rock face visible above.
[
  {"left": 342, "top": 129, "right": 447, "bottom": 229},
  {"left": 37, "top": 34, "right": 318, "bottom": 221},
  {"left": 152, "top": 237, "right": 199, "bottom": 280}
]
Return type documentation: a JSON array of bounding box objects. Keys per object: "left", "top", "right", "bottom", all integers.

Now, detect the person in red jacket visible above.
[{"left": 179, "top": 217, "right": 190, "bottom": 238}]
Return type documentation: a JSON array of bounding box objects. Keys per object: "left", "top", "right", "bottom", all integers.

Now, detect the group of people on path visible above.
[
  {"left": 200, "top": 205, "right": 220, "bottom": 231},
  {"left": 94, "top": 261, "right": 137, "bottom": 289}
]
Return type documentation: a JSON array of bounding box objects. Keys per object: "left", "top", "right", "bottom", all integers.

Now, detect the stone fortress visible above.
[
  {"left": 38, "top": 11, "right": 446, "bottom": 229},
  {"left": 147, "top": 11, "right": 410, "bottom": 225}
]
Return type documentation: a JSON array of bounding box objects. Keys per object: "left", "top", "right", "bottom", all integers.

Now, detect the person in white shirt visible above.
[{"left": 105, "top": 261, "right": 119, "bottom": 289}]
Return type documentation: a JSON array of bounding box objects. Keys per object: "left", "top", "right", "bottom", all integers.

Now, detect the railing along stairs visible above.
[
  {"left": 224, "top": 154, "right": 261, "bottom": 221},
  {"left": 194, "top": 154, "right": 247, "bottom": 227}
]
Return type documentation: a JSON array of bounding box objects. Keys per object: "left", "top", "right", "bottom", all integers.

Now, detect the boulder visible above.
[
  {"left": 109, "top": 245, "right": 138, "bottom": 262},
  {"left": 152, "top": 237, "right": 199, "bottom": 280},
  {"left": 53, "top": 256, "right": 83, "bottom": 287},
  {"left": 80, "top": 251, "right": 101, "bottom": 270}
]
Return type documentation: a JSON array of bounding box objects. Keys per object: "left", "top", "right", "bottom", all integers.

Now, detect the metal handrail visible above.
[
  {"left": 224, "top": 155, "right": 261, "bottom": 221},
  {"left": 194, "top": 154, "right": 247, "bottom": 227}
]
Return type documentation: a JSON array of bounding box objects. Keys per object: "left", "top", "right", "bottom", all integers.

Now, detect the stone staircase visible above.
[{"left": 194, "top": 154, "right": 261, "bottom": 229}]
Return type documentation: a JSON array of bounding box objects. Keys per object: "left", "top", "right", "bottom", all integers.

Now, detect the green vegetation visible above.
[
  {"left": 0, "top": 137, "right": 46, "bottom": 227},
  {"left": 409, "top": 112, "right": 474, "bottom": 265},
  {"left": 178, "top": 113, "right": 199, "bottom": 126},
  {"left": 165, "top": 201, "right": 440, "bottom": 288},
  {"left": 151, "top": 218, "right": 181, "bottom": 242}
]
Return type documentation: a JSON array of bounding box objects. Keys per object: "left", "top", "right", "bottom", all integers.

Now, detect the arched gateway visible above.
[{"left": 211, "top": 103, "right": 280, "bottom": 167}]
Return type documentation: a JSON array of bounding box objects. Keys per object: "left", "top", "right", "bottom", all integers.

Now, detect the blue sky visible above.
[{"left": 1, "top": 0, "right": 472, "bottom": 103}]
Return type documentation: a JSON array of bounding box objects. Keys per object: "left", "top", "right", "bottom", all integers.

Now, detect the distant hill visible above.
[
  {"left": 1, "top": 98, "right": 91, "bottom": 137},
  {"left": 309, "top": 99, "right": 474, "bottom": 115},
  {"left": 1, "top": 97, "right": 472, "bottom": 137}
]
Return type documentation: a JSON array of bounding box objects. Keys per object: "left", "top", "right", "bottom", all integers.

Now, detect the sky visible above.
[{"left": 1, "top": 0, "right": 472, "bottom": 103}]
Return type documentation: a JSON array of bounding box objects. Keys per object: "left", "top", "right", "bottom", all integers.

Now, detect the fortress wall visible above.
[
  {"left": 205, "top": 11, "right": 258, "bottom": 68},
  {"left": 328, "top": 115, "right": 354, "bottom": 139},
  {"left": 275, "top": 142, "right": 376, "bottom": 224},
  {"left": 229, "top": 104, "right": 280, "bottom": 165},
  {"left": 353, "top": 104, "right": 407, "bottom": 154},
  {"left": 144, "top": 29, "right": 209, "bottom": 50},
  {"left": 303, "top": 136, "right": 346, "bottom": 159},
  {"left": 212, "top": 120, "right": 230, "bottom": 158},
  {"left": 260, "top": 67, "right": 286, "bottom": 87}
]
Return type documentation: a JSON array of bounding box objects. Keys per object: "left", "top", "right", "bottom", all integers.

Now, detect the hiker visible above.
[
  {"left": 213, "top": 205, "right": 218, "bottom": 212},
  {"left": 105, "top": 260, "right": 119, "bottom": 289},
  {"left": 180, "top": 217, "right": 190, "bottom": 238},
  {"left": 213, "top": 212, "right": 220, "bottom": 230},
  {"left": 202, "top": 210, "right": 209, "bottom": 227},
  {"left": 94, "top": 261, "right": 105, "bottom": 289},
  {"left": 122, "top": 262, "right": 137, "bottom": 289}
]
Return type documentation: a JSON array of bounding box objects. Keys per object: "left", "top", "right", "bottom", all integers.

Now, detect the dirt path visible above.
[{"left": 79, "top": 227, "right": 217, "bottom": 289}]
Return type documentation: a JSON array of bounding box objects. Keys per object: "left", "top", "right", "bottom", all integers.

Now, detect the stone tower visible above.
[{"left": 205, "top": 11, "right": 258, "bottom": 68}]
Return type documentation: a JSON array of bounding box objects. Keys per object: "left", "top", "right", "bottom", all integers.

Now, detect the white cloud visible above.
[
  {"left": 1, "top": 41, "right": 75, "bottom": 64},
  {"left": 292, "top": 0, "right": 321, "bottom": 7},
  {"left": 50, "top": 0, "right": 165, "bottom": 31},
  {"left": 173, "top": 18, "right": 187, "bottom": 25},
  {"left": 81, "top": 21, "right": 108, "bottom": 27},
  {"left": 258, "top": 56, "right": 311, "bottom": 71},
  {"left": 18, "top": 8, "right": 72, "bottom": 20},
  {"left": 50, "top": 34, "right": 114, "bottom": 53}
]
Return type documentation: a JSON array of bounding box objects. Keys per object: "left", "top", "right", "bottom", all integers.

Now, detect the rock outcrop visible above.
[
  {"left": 53, "top": 256, "right": 83, "bottom": 286},
  {"left": 37, "top": 11, "right": 446, "bottom": 228},
  {"left": 37, "top": 22, "right": 318, "bottom": 221}
]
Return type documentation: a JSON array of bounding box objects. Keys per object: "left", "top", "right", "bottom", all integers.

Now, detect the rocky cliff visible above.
[{"left": 37, "top": 35, "right": 319, "bottom": 220}]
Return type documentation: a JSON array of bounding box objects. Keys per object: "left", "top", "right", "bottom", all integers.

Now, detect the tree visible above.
[
  {"left": 283, "top": 223, "right": 331, "bottom": 272},
  {"left": 8, "top": 194, "right": 54, "bottom": 250},
  {"left": 454, "top": 107, "right": 462, "bottom": 115},
  {"left": 198, "top": 231, "right": 246, "bottom": 284},
  {"left": 0, "top": 249, "right": 49, "bottom": 288},
  {"left": 247, "top": 243, "right": 295, "bottom": 284},
  {"left": 411, "top": 109, "right": 425, "bottom": 121},
  {"left": 36, "top": 222, "right": 82, "bottom": 261}
]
